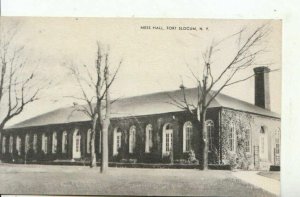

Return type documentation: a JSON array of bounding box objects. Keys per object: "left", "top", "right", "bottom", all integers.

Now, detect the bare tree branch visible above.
[
  {"left": 66, "top": 42, "right": 122, "bottom": 169},
  {"left": 168, "top": 24, "right": 272, "bottom": 170}
]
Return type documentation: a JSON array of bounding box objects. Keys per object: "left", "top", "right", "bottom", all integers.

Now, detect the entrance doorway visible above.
[
  {"left": 162, "top": 123, "right": 173, "bottom": 156},
  {"left": 259, "top": 126, "right": 268, "bottom": 161}
]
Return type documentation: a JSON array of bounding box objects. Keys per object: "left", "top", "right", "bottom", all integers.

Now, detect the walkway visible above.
[{"left": 233, "top": 170, "right": 280, "bottom": 196}]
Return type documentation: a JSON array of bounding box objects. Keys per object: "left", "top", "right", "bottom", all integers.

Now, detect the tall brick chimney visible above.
[{"left": 254, "top": 66, "right": 270, "bottom": 110}]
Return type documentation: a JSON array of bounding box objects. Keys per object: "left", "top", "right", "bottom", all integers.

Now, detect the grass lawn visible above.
[
  {"left": 0, "top": 163, "right": 276, "bottom": 196},
  {"left": 257, "top": 171, "right": 280, "bottom": 181}
]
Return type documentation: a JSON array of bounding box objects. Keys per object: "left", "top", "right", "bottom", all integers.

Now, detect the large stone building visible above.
[{"left": 0, "top": 67, "right": 280, "bottom": 170}]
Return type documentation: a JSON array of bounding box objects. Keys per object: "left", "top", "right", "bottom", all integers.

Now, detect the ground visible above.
[{"left": 0, "top": 163, "right": 277, "bottom": 196}]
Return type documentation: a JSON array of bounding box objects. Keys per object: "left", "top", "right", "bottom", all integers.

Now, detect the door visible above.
[
  {"left": 260, "top": 134, "right": 267, "bottom": 160},
  {"left": 162, "top": 124, "right": 173, "bottom": 156}
]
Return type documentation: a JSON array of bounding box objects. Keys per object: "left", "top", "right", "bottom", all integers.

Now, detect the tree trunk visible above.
[
  {"left": 90, "top": 114, "right": 97, "bottom": 168},
  {"left": 101, "top": 117, "right": 109, "bottom": 173},
  {"left": 0, "top": 132, "right": 2, "bottom": 161},
  {"left": 0, "top": 125, "right": 3, "bottom": 159},
  {"left": 201, "top": 109, "right": 208, "bottom": 170},
  {"left": 100, "top": 59, "right": 111, "bottom": 174}
]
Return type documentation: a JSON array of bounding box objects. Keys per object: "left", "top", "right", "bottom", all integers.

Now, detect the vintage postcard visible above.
[{"left": 0, "top": 17, "right": 281, "bottom": 196}]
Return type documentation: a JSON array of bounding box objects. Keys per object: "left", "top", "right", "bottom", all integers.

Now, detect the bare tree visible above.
[
  {"left": 0, "top": 21, "right": 43, "bottom": 146},
  {"left": 168, "top": 24, "right": 277, "bottom": 170},
  {"left": 67, "top": 42, "right": 121, "bottom": 172}
]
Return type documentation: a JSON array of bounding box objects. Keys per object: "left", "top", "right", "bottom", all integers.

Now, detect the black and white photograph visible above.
[{"left": 0, "top": 16, "right": 282, "bottom": 196}]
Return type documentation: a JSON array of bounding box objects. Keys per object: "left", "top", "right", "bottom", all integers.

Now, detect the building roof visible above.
[{"left": 6, "top": 87, "right": 280, "bottom": 130}]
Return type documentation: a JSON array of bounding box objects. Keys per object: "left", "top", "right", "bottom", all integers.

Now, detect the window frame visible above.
[
  {"left": 129, "top": 125, "right": 136, "bottom": 154},
  {"left": 206, "top": 120, "right": 214, "bottom": 152},
  {"left": 244, "top": 128, "right": 251, "bottom": 153},
  {"left": 228, "top": 123, "right": 236, "bottom": 152},
  {"left": 145, "top": 124, "right": 153, "bottom": 153},
  {"left": 52, "top": 132, "right": 57, "bottom": 154},
  {"left": 113, "top": 128, "right": 122, "bottom": 155},
  {"left": 9, "top": 136, "right": 13, "bottom": 153},
  {"left": 87, "top": 129, "right": 91, "bottom": 154},
  {"left": 162, "top": 123, "right": 173, "bottom": 155},
  {"left": 16, "top": 135, "right": 21, "bottom": 155},
  {"left": 275, "top": 129, "right": 280, "bottom": 154},
  {"left": 62, "top": 131, "right": 68, "bottom": 154},
  {"left": 42, "top": 133, "right": 48, "bottom": 154},
  {"left": 2, "top": 136, "right": 6, "bottom": 154},
  {"left": 33, "top": 134, "right": 38, "bottom": 153},
  {"left": 25, "top": 134, "right": 30, "bottom": 153},
  {"left": 183, "top": 121, "right": 193, "bottom": 153}
]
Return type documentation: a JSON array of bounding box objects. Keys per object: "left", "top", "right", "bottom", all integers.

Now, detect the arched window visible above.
[
  {"left": 274, "top": 128, "right": 280, "bottom": 165},
  {"left": 75, "top": 132, "right": 80, "bottom": 152},
  {"left": 228, "top": 123, "right": 236, "bottom": 152},
  {"left": 145, "top": 124, "right": 153, "bottom": 153},
  {"left": 62, "top": 131, "right": 68, "bottom": 153},
  {"left": 183, "top": 121, "right": 193, "bottom": 152},
  {"left": 25, "top": 134, "right": 30, "bottom": 153},
  {"left": 129, "top": 126, "right": 136, "bottom": 153},
  {"left": 72, "top": 129, "right": 81, "bottom": 159},
  {"left": 113, "top": 128, "right": 122, "bottom": 155},
  {"left": 87, "top": 129, "right": 91, "bottom": 154},
  {"left": 275, "top": 129, "right": 280, "bottom": 154},
  {"left": 260, "top": 126, "right": 268, "bottom": 160},
  {"left": 260, "top": 126, "right": 266, "bottom": 154},
  {"left": 16, "top": 136, "right": 21, "bottom": 155},
  {"left": 9, "top": 136, "right": 13, "bottom": 153},
  {"left": 52, "top": 132, "right": 57, "bottom": 153},
  {"left": 42, "top": 133, "right": 48, "bottom": 154},
  {"left": 244, "top": 128, "right": 251, "bottom": 153},
  {"left": 206, "top": 120, "right": 214, "bottom": 152},
  {"left": 2, "top": 136, "right": 6, "bottom": 154},
  {"left": 33, "top": 134, "right": 38, "bottom": 153},
  {"left": 162, "top": 123, "right": 173, "bottom": 155}
]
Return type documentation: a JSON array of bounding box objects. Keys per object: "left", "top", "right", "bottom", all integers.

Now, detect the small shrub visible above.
[{"left": 188, "top": 150, "right": 199, "bottom": 165}]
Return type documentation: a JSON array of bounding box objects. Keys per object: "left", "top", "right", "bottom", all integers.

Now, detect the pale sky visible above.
[{"left": 1, "top": 17, "right": 281, "bottom": 126}]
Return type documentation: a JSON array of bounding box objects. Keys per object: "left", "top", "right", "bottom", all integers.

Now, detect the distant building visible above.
[{"left": 0, "top": 66, "right": 280, "bottom": 170}]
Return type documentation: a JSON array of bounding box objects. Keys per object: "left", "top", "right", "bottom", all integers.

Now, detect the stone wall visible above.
[
  {"left": 220, "top": 108, "right": 280, "bottom": 170},
  {"left": 0, "top": 108, "right": 221, "bottom": 165}
]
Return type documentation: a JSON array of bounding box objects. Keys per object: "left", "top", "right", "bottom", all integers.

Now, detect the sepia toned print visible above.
[{"left": 0, "top": 17, "right": 281, "bottom": 196}]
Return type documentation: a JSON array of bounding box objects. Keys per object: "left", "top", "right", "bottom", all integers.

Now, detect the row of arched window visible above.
[
  {"left": 2, "top": 135, "right": 26, "bottom": 155},
  {"left": 183, "top": 120, "right": 215, "bottom": 152},
  {"left": 113, "top": 125, "right": 152, "bottom": 155},
  {"left": 1, "top": 131, "right": 72, "bottom": 155},
  {"left": 1, "top": 119, "right": 221, "bottom": 156},
  {"left": 112, "top": 120, "right": 215, "bottom": 155}
]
